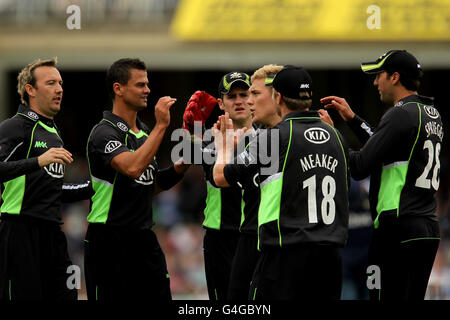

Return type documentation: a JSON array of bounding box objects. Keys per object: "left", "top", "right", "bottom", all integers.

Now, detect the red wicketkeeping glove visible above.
[{"left": 183, "top": 91, "right": 218, "bottom": 134}]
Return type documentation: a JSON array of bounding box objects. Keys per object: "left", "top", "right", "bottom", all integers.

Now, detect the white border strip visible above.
[
  {"left": 3, "top": 142, "right": 24, "bottom": 162},
  {"left": 260, "top": 172, "right": 282, "bottom": 188}
]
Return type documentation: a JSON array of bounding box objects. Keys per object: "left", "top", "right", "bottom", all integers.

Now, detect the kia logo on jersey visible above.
[
  {"left": 135, "top": 164, "right": 155, "bottom": 185},
  {"left": 423, "top": 106, "right": 440, "bottom": 119},
  {"left": 27, "top": 111, "right": 39, "bottom": 120},
  {"left": 105, "top": 141, "right": 122, "bottom": 153},
  {"left": 117, "top": 122, "right": 128, "bottom": 132},
  {"left": 304, "top": 127, "right": 330, "bottom": 144},
  {"left": 44, "top": 162, "right": 65, "bottom": 178}
]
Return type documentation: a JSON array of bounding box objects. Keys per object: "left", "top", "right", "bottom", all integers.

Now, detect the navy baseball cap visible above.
[
  {"left": 272, "top": 66, "right": 312, "bottom": 100},
  {"left": 218, "top": 72, "right": 251, "bottom": 96},
  {"left": 361, "top": 50, "right": 422, "bottom": 78}
]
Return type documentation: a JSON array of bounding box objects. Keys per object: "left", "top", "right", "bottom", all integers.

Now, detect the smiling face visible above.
[
  {"left": 218, "top": 85, "right": 251, "bottom": 128},
  {"left": 26, "top": 66, "right": 63, "bottom": 119},
  {"left": 117, "top": 68, "right": 151, "bottom": 111}
]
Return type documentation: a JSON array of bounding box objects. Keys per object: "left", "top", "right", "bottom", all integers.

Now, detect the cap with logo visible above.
[
  {"left": 218, "top": 72, "right": 251, "bottom": 96},
  {"left": 272, "top": 65, "right": 312, "bottom": 100},
  {"left": 360, "top": 49, "right": 422, "bottom": 79},
  {"left": 264, "top": 74, "right": 276, "bottom": 87}
]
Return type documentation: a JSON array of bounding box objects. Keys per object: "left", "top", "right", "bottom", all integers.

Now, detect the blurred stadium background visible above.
[{"left": 0, "top": 0, "right": 449, "bottom": 300}]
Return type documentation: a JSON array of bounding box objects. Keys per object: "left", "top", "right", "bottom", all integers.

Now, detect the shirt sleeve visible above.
[
  {"left": 347, "top": 114, "right": 375, "bottom": 144},
  {"left": 349, "top": 107, "right": 415, "bottom": 180},
  {"left": 0, "top": 158, "right": 40, "bottom": 183},
  {"left": 0, "top": 117, "right": 26, "bottom": 162},
  {"left": 0, "top": 117, "right": 37, "bottom": 182},
  {"left": 156, "top": 165, "right": 184, "bottom": 191},
  {"left": 335, "top": 128, "right": 351, "bottom": 189},
  {"left": 89, "top": 124, "right": 130, "bottom": 167},
  {"left": 200, "top": 139, "right": 217, "bottom": 184}
]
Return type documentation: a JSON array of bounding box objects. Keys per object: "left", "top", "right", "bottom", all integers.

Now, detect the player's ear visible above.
[
  {"left": 113, "top": 82, "right": 123, "bottom": 97},
  {"left": 25, "top": 83, "right": 36, "bottom": 99},
  {"left": 391, "top": 72, "right": 401, "bottom": 85},
  {"left": 276, "top": 91, "right": 282, "bottom": 105},
  {"left": 217, "top": 98, "right": 225, "bottom": 111}
]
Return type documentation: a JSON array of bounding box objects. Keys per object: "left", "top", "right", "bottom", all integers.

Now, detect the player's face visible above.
[
  {"left": 30, "top": 66, "right": 63, "bottom": 118},
  {"left": 248, "top": 78, "right": 280, "bottom": 127},
  {"left": 373, "top": 71, "right": 395, "bottom": 105},
  {"left": 122, "top": 69, "right": 150, "bottom": 110},
  {"left": 219, "top": 87, "right": 251, "bottom": 125}
]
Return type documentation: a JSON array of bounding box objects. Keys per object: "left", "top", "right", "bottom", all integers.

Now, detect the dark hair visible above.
[
  {"left": 106, "top": 58, "right": 147, "bottom": 99},
  {"left": 274, "top": 89, "right": 312, "bottom": 111},
  {"left": 282, "top": 95, "right": 312, "bottom": 111},
  {"left": 386, "top": 69, "right": 423, "bottom": 91}
]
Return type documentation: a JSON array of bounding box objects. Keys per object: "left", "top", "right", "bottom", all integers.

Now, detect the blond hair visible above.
[
  {"left": 17, "top": 58, "right": 58, "bottom": 105},
  {"left": 251, "top": 64, "right": 283, "bottom": 82}
]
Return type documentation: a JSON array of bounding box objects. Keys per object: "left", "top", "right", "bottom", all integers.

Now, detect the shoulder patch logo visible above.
[
  {"left": 27, "top": 111, "right": 39, "bottom": 120},
  {"left": 117, "top": 122, "right": 128, "bottom": 132},
  {"left": 423, "top": 106, "right": 440, "bottom": 119},
  {"left": 304, "top": 127, "right": 330, "bottom": 144},
  {"left": 105, "top": 140, "right": 122, "bottom": 154}
]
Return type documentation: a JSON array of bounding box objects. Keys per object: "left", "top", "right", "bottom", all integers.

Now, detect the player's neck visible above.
[
  {"left": 266, "top": 115, "right": 281, "bottom": 128},
  {"left": 28, "top": 103, "right": 54, "bottom": 120},
  {"left": 112, "top": 102, "right": 138, "bottom": 133},
  {"left": 233, "top": 118, "right": 253, "bottom": 131},
  {"left": 393, "top": 87, "right": 418, "bottom": 106}
]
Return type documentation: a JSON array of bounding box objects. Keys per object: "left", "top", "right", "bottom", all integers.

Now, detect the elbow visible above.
[
  {"left": 126, "top": 166, "right": 145, "bottom": 179},
  {"left": 213, "top": 171, "right": 228, "bottom": 188},
  {"left": 111, "top": 153, "right": 147, "bottom": 179},
  {"left": 213, "top": 175, "right": 223, "bottom": 187}
]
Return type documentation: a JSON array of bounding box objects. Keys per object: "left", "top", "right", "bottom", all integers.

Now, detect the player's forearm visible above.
[
  {"left": 347, "top": 114, "right": 374, "bottom": 144},
  {"left": 114, "top": 124, "right": 167, "bottom": 178},
  {"left": 213, "top": 163, "right": 230, "bottom": 187},
  {"left": 136, "top": 123, "right": 167, "bottom": 166}
]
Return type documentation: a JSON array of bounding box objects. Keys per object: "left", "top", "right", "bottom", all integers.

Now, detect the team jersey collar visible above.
[
  {"left": 17, "top": 104, "right": 56, "bottom": 127},
  {"left": 394, "top": 94, "right": 435, "bottom": 107},
  {"left": 283, "top": 109, "right": 319, "bottom": 121},
  {"left": 103, "top": 111, "right": 149, "bottom": 134},
  {"left": 241, "top": 123, "right": 259, "bottom": 139}
]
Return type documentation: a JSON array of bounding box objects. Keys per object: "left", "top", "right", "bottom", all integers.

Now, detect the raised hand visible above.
[
  {"left": 320, "top": 96, "right": 355, "bottom": 122},
  {"left": 213, "top": 113, "right": 235, "bottom": 164},
  {"left": 183, "top": 91, "right": 218, "bottom": 134},
  {"left": 318, "top": 109, "right": 334, "bottom": 127},
  {"left": 155, "top": 96, "right": 177, "bottom": 128}
]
